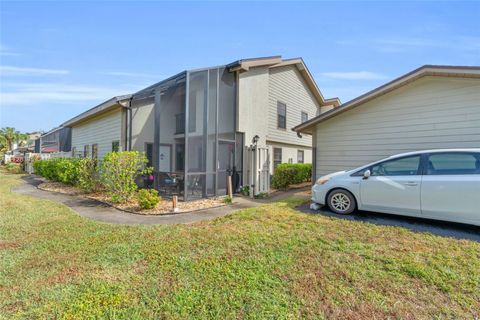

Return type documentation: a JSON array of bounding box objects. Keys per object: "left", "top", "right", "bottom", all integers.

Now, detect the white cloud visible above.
[
  {"left": 0, "top": 82, "right": 138, "bottom": 106},
  {"left": 0, "top": 65, "right": 69, "bottom": 76},
  {"left": 319, "top": 71, "right": 387, "bottom": 80}
]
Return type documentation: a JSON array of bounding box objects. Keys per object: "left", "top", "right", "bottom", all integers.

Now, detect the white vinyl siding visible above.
[
  {"left": 268, "top": 65, "right": 320, "bottom": 147},
  {"left": 71, "top": 109, "right": 122, "bottom": 160},
  {"left": 314, "top": 77, "right": 480, "bottom": 176}
]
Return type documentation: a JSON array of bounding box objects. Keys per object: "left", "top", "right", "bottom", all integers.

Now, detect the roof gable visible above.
[{"left": 293, "top": 65, "right": 480, "bottom": 134}]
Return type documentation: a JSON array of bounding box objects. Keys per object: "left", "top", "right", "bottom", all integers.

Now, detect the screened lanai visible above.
[{"left": 133, "top": 66, "right": 243, "bottom": 201}]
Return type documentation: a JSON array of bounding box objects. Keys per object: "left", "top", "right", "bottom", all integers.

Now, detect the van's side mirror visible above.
[{"left": 363, "top": 170, "right": 371, "bottom": 180}]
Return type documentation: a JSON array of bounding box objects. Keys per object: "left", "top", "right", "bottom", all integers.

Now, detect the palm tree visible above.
[{"left": 0, "top": 127, "right": 27, "bottom": 151}]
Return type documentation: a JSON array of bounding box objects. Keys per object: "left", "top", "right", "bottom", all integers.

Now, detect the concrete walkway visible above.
[{"left": 12, "top": 175, "right": 309, "bottom": 225}]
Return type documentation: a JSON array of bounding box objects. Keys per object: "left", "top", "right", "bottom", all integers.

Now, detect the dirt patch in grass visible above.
[{"left": 0, "top": 240, "right": 20, "bottom": 250}]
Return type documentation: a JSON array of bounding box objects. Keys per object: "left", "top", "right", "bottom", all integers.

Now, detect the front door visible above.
[
  {"left": 159, "top": 145, "right": 172, "bottom": 172},
  {"left": 217, "top": 140, "right": 235, "bottom": 195},
  {"left": 360, "top": 155, "right": 422, "bottom": 216}
]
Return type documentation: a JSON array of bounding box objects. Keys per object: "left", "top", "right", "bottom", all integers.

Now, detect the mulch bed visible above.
[{"left": 37, "top": 181, "right": 227, "bottom": 215}]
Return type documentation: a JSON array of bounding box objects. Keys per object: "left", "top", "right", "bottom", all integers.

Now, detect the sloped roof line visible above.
[{"left": 293, "top": 65, "right": 480, "bottom": 134}]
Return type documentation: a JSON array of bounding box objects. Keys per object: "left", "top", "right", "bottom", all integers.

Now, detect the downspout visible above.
[{"left": 128, "top": 96, "right": 133, "bottom": 151}]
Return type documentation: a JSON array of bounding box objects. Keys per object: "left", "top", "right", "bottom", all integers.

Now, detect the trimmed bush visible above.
[
  {"left": 33, "top": 158, "right": 80, "bottom": 185},
  {"left": 100, "top": 151, "right": 150, "bottom": 203},
  {"left": 137, "top": 189, "right": 161, "bottom": 209},
  {"left": 271, "top": 163, "right": 312, "bottom": 190}
]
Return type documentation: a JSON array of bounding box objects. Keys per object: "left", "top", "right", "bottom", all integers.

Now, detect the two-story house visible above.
[{"left": 63, "top": 56, "right": 339, "bottom": 200}]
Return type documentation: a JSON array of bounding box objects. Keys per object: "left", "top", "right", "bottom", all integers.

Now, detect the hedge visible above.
[
  {"left": 271, "top": 163, "right": 312, "bottom": 190},
  {"left": 34, "top": 152, "right": 152, "bottom": 203}
]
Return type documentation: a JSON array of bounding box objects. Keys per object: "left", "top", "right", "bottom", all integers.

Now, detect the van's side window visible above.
[
  {"left": 427, "top": 153, "right": 480, "bottom": 175},
  {"left": 371, "top": 156, "right": 421, "bottom": 176}
]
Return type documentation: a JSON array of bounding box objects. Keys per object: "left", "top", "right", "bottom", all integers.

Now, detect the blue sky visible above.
[{"left": 1, "top": 1, "right": 479, "bottom": 133}]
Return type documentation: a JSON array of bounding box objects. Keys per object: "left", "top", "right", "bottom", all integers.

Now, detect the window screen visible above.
[
  {"left": 145, "top": 143, "right": 153, "bottom": 168},
  {"left": 91, "top": 144, "right": 98, "bottom": 159},
  {"left": 298, "top": 150, "right": 304, "bottom": 164},
  {"left": 277, "top": 102, "right": 286, "bottom": 129},
  {"left": 301, "top": 112, "right": 308, "bottom": 123},
  {"left": 83, "top": 145, "right": 90, "bottom": 158},
  {"left": 427, "top": 153, "right": 480, "bottom": 175},
  {"left": 273, "top": 148, "right": 282, "bottom": 169},
  {"left": 112, "top": 141, "right": 120, "bottom": 152}
]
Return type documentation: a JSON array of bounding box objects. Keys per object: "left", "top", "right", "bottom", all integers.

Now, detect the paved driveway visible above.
[{"left": 296, "top": 203, "right": 480, "bottom": 242}]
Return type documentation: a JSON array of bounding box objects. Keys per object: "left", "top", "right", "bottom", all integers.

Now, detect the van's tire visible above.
[{"left": 327, "top": 189, "right": 356, "bottom": 215}]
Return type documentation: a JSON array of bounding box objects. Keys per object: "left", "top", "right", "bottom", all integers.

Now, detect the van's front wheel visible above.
[{"left": 327, "top": 189, "right": 356, "bottom": 214}]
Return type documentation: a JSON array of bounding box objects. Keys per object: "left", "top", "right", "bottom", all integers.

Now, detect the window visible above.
[
  {"left": 277, "top": 102, "right": 286, "bottom": 129},
  {"left": 112, "top": 140, "right": 120, "bottom": 152},
  {"left": 371, "top": 156, "right": 421, "bottom": 176},
  {"left": 301, "top": 112, "right": 308, "bottom": 123},
  {"left": 176, "top": 144, "right": 185, "bottom": 171},
  {"left": 427, "top": 152, "right": 480, "bottom": 175},
  {"left": 273, "top": 148, "right": 282, "bottom": 169},
  {"left": 298, "top": 150, "right": 304, "bottom": 164},
  {"left": 91, "top": 144, "right": 98, "bottom": 159},
  {"left": 145, "top": 143, "right": 153, "bottom": 168},
  {"left": 83, "top": 145, "right": 90, "bottom": 158}
]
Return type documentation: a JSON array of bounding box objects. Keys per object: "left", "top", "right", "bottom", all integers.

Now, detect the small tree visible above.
[{"left": 100, "top": 151, "right": 150, "bottom": 203}]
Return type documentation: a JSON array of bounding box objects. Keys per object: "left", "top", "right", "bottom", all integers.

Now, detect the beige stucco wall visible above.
[
  {"left": 313, "top": 76, "right": 480, "bottom": 177},
  {"left": 130, "top": 97, "right": 155, "bottom": 153},
  {"left": 71, "top": 108, "right": 123, "bottom": 159},
  {"left": 237, "top": 66, "right": 270, "bottom": 147}
]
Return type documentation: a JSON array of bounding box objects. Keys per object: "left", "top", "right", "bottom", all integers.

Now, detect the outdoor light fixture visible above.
[{"left": 252, "top": 135, "right": 260, "bottom": 146}]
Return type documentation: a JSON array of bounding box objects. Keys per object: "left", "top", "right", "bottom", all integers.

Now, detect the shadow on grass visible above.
[{"left": 295, "top": 203, "right": 480, "bottom": 242}]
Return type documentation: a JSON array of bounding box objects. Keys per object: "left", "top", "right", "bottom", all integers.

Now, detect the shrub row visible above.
[
  {"left": 33, "top": 151, "right": 153, "bottom": 203},
  {"left": 271, "top": 163, "right": 312, "bottom": 190}
]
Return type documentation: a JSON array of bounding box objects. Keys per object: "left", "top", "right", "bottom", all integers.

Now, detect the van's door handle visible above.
[{"left": 404, "top": 182, "right": 418, "bottom": 186}]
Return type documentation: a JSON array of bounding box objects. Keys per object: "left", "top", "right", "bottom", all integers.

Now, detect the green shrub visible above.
[
  {"left": 77, "top": 158, "right": 98, "bottom": 192},
  {"left": 239, "top": 185, "right": 250, "bottom": 196},
  {"left": 100, "top": 151, "right": 150, "bottom": 203},
  {"left": 223, "top": 196, "right": 233, "bottom": 204},
  {"left": 56, "top": 158, "right": 80, "bottom": 185},
  {"left": 137, "top": 189, "right": 161, "bottom": 209},
  {"left": 5, "top": 163, "right": 23, "bottom": 174},
  {"left": 32, "top": 158, "right": 80, "bottom": 185},
  {"left": 33, "top": 159, "right": 45, "bottom": 176},
  {"left": 271, "top": 163, "right": 312, "bottom": 190}
]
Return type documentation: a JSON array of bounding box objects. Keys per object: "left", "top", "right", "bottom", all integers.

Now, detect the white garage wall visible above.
[
  {"left": 71, "top": 109, "right": 122, "bottom": 160},
  {"left": 314, "top": 76, "right": 480, "bottom": 176}
]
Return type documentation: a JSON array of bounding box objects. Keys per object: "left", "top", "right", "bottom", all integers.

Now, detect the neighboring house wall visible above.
[
  {"left": 313, "top": 76, "right": 480, "bottom": 177},
  {"left": 71, "top": 108, "right": 123, "bottom": 159}
]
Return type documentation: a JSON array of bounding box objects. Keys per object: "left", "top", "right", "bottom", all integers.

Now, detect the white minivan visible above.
[{"left": 311, "top": 149, "right": 480, "bottom": 226}]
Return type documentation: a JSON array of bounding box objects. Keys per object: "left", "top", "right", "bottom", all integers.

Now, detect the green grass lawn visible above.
[{"left": 1, "top": 172, "right": 479, "bottom": 319}]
